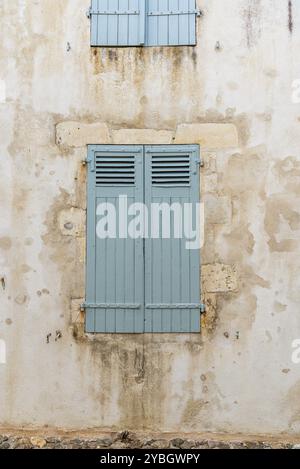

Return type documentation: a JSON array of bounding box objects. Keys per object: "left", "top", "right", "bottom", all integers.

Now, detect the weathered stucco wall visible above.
[{"left": 1, "top": 0, "right": 300, "bottom": 435}]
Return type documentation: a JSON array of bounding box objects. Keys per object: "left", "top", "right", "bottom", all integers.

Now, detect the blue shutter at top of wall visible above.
[
  {"left": 146, "top": 0, "right": 197, "bottom": 46},
  {"left": 89, "top": 1, "right": 198, "bottom": 46},
  {"left": 90, "top": 0, "right": 145, "bottom": 46}
]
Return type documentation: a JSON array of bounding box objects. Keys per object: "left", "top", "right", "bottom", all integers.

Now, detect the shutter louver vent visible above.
[
  {"left": 95, "top": 154, "right": 135, "bottom": 186},
  {"left": 151, "top": 154, "right": 190, "bottom": 186}
]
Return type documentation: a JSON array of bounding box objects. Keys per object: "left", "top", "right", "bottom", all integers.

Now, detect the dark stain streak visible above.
[
  {"left": 245, "top": 7, "right": 252, "bottom": 48},
  {"left": 108, "top": 49, "right": 118, "bottom": 62},
  {"left": 288, "top": 1, "right": 293, "bottom": 33},
  {"left": 243, "top": 1, "right": 262, "bottom": 48}
]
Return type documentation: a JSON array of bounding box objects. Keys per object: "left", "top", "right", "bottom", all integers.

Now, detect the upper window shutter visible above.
[
  {"left": 89, "top": 1, "right": 198, "bottom": 47},
  {"left": 85, "top": 145, "right": 145, "bottom": 333},
  {"left": 146, "top": 0, "right": 197, "bottom": 46},
  {"left": 90, "top": 0, "right": 145, "bottom": 46},
  {"left": 144, "top": 145, "right": 201, "bottom": 333}
]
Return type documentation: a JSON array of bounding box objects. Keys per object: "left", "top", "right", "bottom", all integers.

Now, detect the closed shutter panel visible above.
[
  {"left": 90, "top": 0, "right": 145, "bottom": 46},
  {"left": 146, "top": 0, "right": 197, "bottom": 46},
  {"left": 86, "top": 145, "right": 144, "bottom": 333},
  {"left": 144, "top": 145, "right": 200, "bottom": 332}
]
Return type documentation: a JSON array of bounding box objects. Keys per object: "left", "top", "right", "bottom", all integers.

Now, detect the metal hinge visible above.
[
  {"left": 148, "top": 9, "right": 201, "bottom": 16},
  {"left": 146, "top": 303, "right": 203, "bottom": 309},
  {"left": 89, "top": 10, "right": 140, "bottom": 16},
  {"left": 200, "top": 304, "right": 206, "bottom": 314},
  {"left": 87, "top": 7, "right": 203, "bottom": 19},
  {"left": 81, "top": 302, "right": 141, "bottom": 310},
  {"left": 196, "top": 159, "right": 204, "bottom": 169},
  {"left": 84, "top": 155, "right": 95, "bottom": 172}
]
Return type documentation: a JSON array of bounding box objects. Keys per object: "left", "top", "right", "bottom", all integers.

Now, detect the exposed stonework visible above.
[
  {"left": 204, "top": 195, "right": 232, "bottom": 225},
  {"left": 203, "top": 173, "right": 218, "bottom": 193},
  {"left": 174, "top": 124, "right": 239, "bottom": 149},
  {"left": 0, "top": 431, "right": 298, "bottom": 449},
  {"left": 201, "top": 152, "right": 217, "bottom": 173},
  {"left": 202, "top": 264, "right": 238, "bottom": 293},
  {"left": 56, "top": 122, "right": 110, "bottom": 147},
  {"left": 58, "top": 208, "right": 86, "bottom": 237},
  {"left": 70, "top": 298, "right": 85, "bottom": 325},
  {"left": 112, "top": 129, "right": 173, "bottom": 144}
]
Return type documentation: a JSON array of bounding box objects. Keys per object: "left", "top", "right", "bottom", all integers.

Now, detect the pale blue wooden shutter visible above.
[
  {"left": 90, "top": 0, "right": 145, "bottom": 46},
  {"left": 89, "top": 1, "right": 198, "bottom": 47},
  {"left": 85, "top": 145, "right": 144, "bottom": 333},
  {"left": 146, "top": 0, "right": 197, "bottom": 46},
  {"left": 144, "top": 145, "right": 201, "bottom": 332},
  {"left": 85, "top": 145, "right": 201, "bottom": 333}
]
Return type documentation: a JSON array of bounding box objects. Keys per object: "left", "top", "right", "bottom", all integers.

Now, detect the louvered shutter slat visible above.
[{"left": 95, "top": 153, "right": 136, "bottom": 185}]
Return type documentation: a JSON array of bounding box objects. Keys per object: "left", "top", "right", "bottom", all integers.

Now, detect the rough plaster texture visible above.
[{"left": 1, "top": 0, "right": 300, "bottom": 437}]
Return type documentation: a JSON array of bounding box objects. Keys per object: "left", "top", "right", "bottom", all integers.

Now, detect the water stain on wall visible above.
[
  {"left": 242, "top": 0, "right": 262, "bottom": 48},
  {"left": 0, "top": 237, "right": 12, "bottom": 250},
  {"left": 273, "top": 157, "right": 300, "bottom": 195},
  {"left": 265, "top": 195, "right": 300, "bottom": 252},
  {"left": 288, "top": 1, "right": 293, "bottom": 34},
  {"left": 274, "top": 301, "right": 287, "bottom": 313}
]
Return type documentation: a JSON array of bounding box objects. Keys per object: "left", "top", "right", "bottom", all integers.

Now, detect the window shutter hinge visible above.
[
  {"left": 86, "top": 6, "right": 92, "bottom": 19},
  {"left": 81, "top": 302, "right": 141, "bottom": 310},
  {"left": 197, "top": 9, "right": 204, "bottom": 17},
  {"left": 200, "top": 304, "right": 206, "bottom": 314},
  {"left": 148, "top": 9, "right": 202, "bottom": 16},
  {"left": 84, "top": 156, "right": 95, "bottom": 172}
]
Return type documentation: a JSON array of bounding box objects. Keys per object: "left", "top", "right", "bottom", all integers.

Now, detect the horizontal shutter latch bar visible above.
[
  {"left": 82, "top": 303, "right": 141, "bottom": 310},
  {"left": 148, "top": 10, "right": 199, "bottom": 16},
  {"left": 146, "top": 303, "right": 202, "bottom": 309},
  {"left": 90, "top": 10, "right": 140, "bottom": 15}
]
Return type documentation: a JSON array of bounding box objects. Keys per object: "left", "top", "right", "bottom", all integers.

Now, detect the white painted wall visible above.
[{"left": 0, "top": 0, "right": 300, "bottom": 435}]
